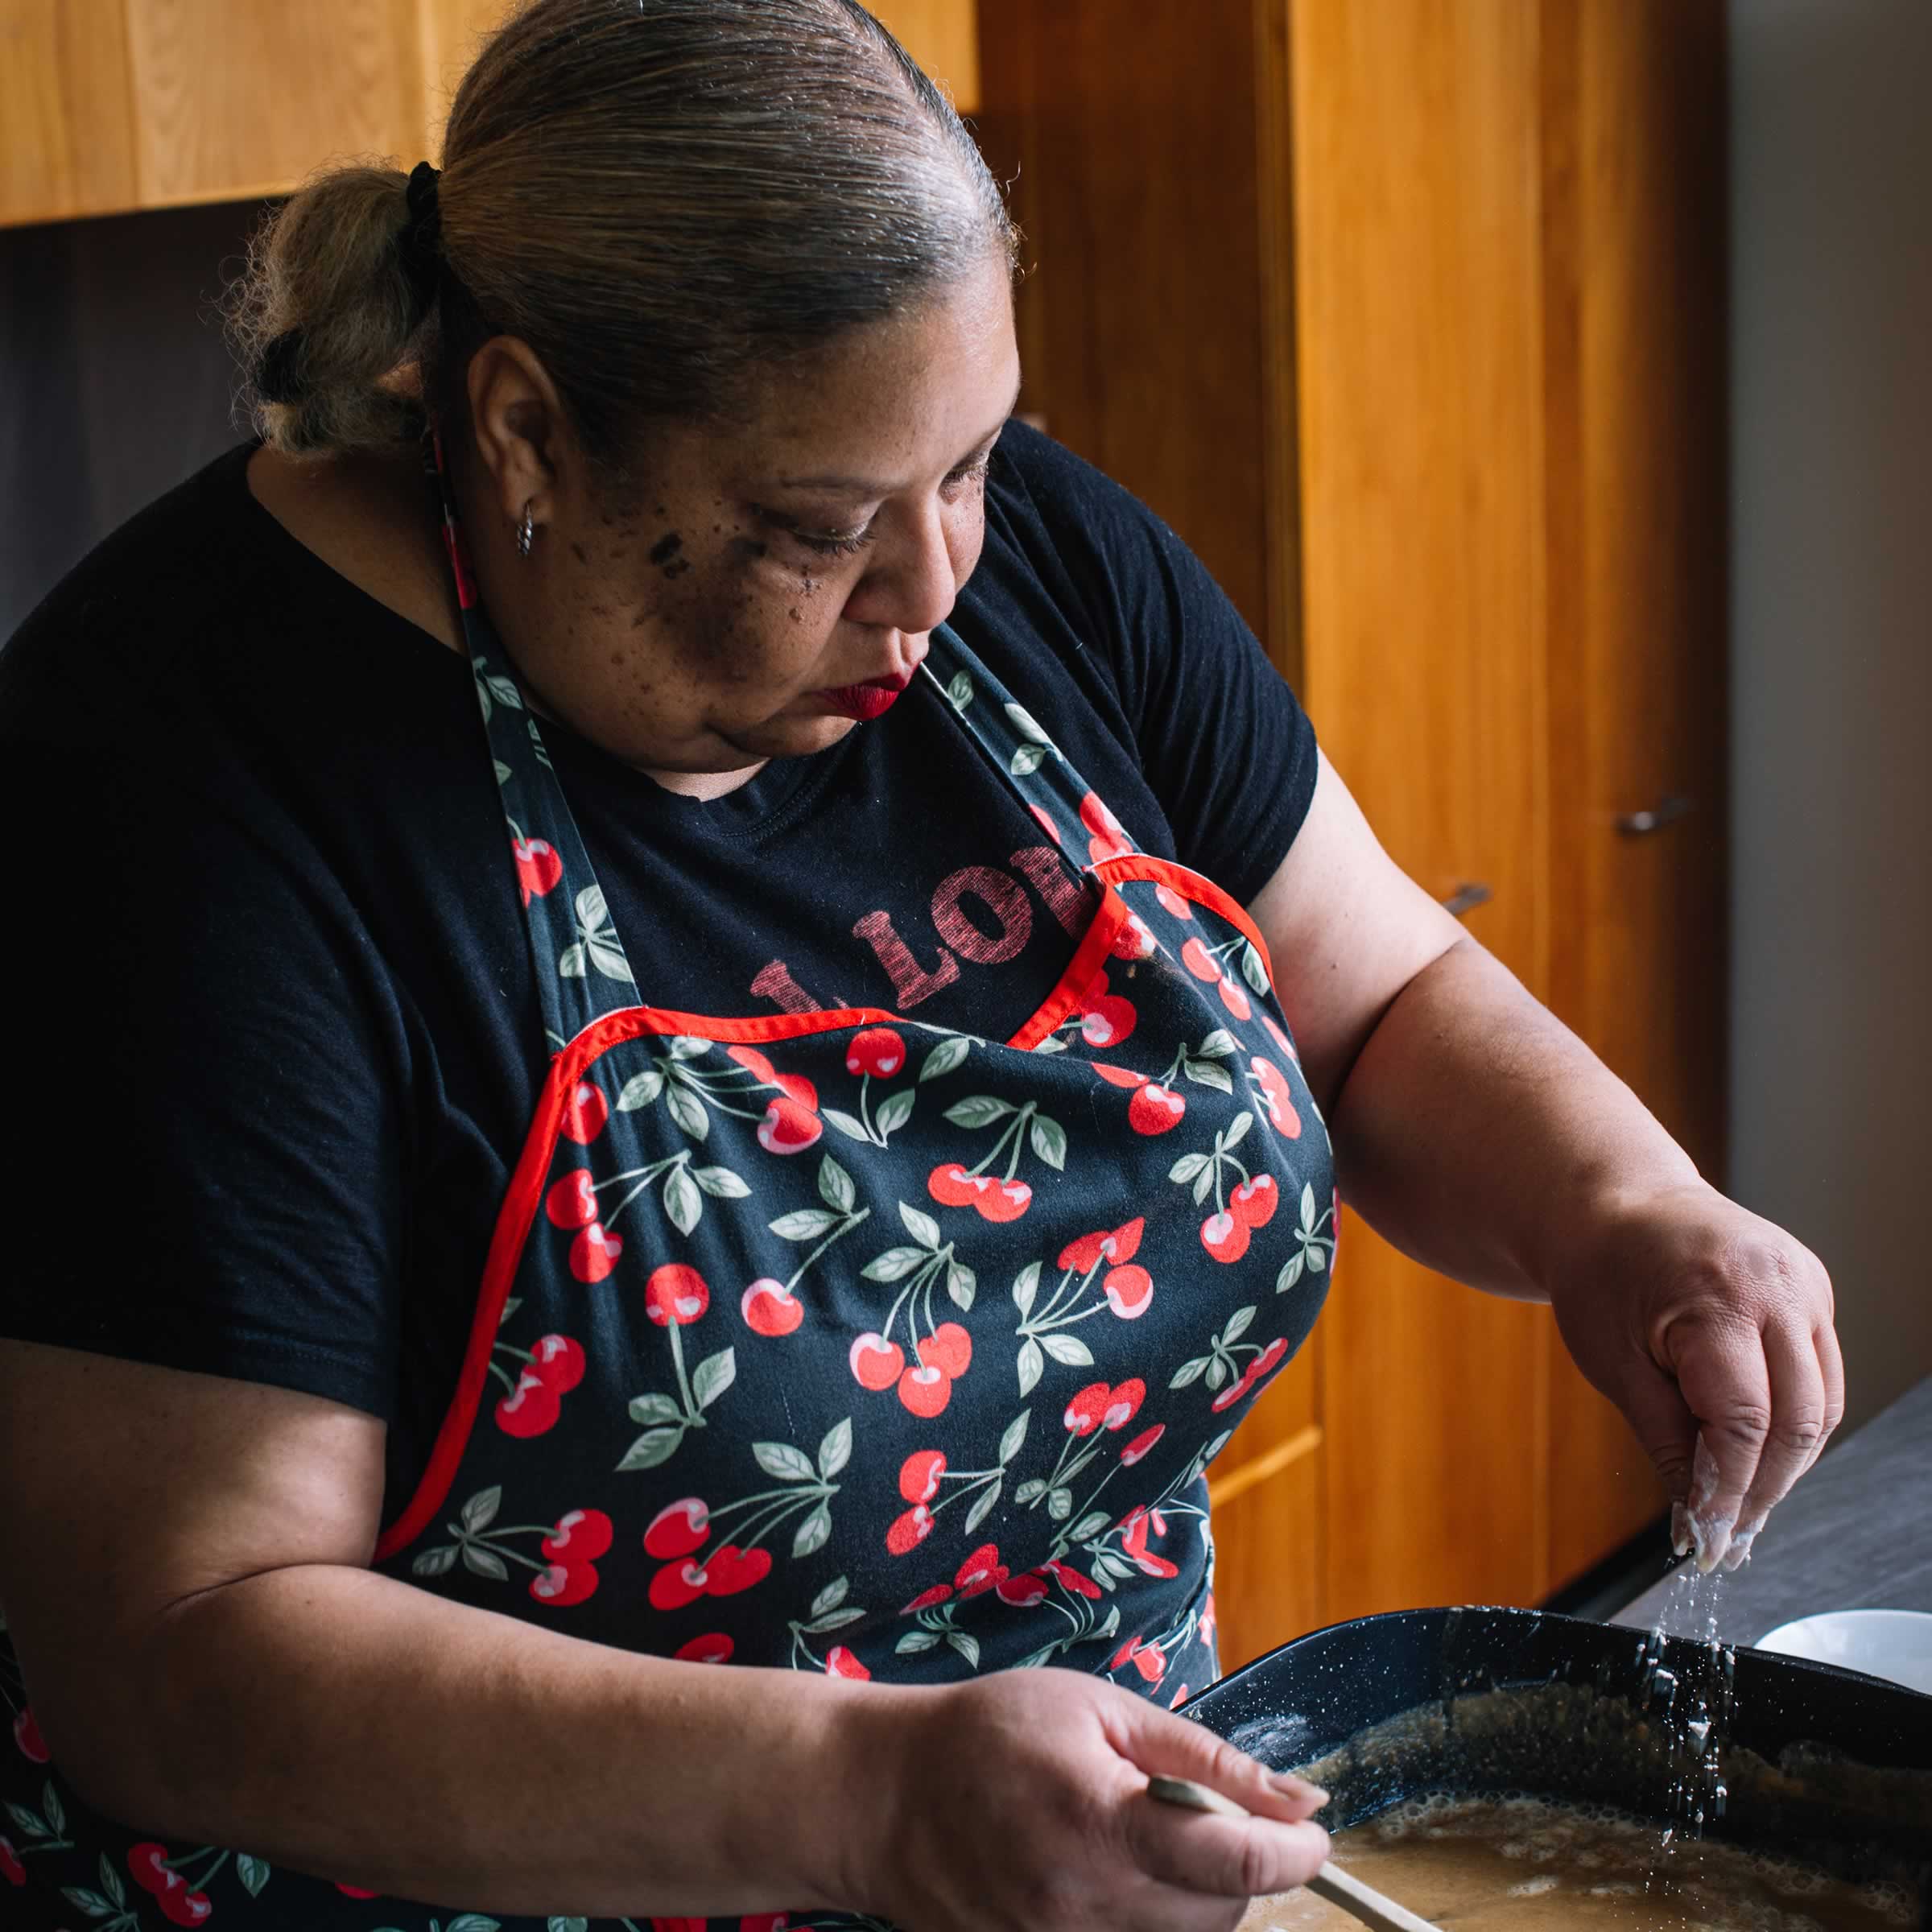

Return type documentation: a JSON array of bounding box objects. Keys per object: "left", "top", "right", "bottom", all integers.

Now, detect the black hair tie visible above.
[
  {"left": 256, "top": 329, "right": 303, "bottom": 404},
  {"left": 398, "top": 160, "right": 444, "bottom": 316}
]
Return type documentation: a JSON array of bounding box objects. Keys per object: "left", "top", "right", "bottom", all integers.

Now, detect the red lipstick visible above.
[{"left": 815, "top": 672, "right": 910, "bottom": 721}]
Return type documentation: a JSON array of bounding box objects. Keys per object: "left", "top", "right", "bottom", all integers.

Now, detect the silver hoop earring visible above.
[{"left": 516, "top": 501, "right": 535, "bottom": 559}]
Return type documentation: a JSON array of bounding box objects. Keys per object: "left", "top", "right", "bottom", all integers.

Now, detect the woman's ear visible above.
[{"left": 465, "top": 336, "right": 574, "bottom": 528}]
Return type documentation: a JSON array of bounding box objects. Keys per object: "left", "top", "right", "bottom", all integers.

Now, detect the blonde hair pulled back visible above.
[{"left": 226, "top": 0, "right": 1017, "bottom": 472}]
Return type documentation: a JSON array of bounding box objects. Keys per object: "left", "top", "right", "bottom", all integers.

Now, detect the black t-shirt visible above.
[{"left": 0, "top": 422, "right": 1317, "bottom": 1509}]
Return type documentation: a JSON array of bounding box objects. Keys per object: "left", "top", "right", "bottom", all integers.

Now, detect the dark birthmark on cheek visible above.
[
  {"left": 663, "top": 558, "right": 691, "bottom": 580},
  {"left": 648, "top": 532, "right": 683, "bottom": 568}
]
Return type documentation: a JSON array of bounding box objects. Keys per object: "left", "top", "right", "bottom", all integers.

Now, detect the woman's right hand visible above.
[{"left": 853, "top": 1666, "right": 1331, "bottom": 1931}]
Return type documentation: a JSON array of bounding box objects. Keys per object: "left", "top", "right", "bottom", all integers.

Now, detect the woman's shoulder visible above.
[{"left": 0, "top": 445, "right": 267, "bottom": 739}]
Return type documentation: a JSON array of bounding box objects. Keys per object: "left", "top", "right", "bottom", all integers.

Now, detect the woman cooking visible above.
[{"left": 0, "top": 2, "right": 1842, "bottom": 1927}]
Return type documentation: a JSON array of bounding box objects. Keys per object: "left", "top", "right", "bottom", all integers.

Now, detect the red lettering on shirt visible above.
[
  {"left": 1009, "top": 844, "right": 1092, "bottom": 937},
  {"left": 931, "top": 865, "right": 1032, "bottom": 965},
  {"left": 852, "top": 911, "right": 962, "bottom": 1010},
  {"left": 750, "top": 960, "right": 825, "bottom": 1014}
]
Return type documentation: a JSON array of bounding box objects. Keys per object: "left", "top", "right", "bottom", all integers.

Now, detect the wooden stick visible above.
[{"left": 1144, "top": 1774, "right": 1441, "bottom": 1932}]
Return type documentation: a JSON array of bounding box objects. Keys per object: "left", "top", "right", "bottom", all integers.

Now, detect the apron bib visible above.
[{"left": 0, "top": 452, "right": 1337, "bottom": 1930}]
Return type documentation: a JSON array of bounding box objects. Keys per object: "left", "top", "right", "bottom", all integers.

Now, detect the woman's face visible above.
[{"left": 468, "top": 252, "right": 1022, "bottom": 792}]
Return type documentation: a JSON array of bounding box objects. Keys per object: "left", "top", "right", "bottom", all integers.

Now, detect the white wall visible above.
[{"left": 1728, "top": 0, "right": 1932, "bottom": 1431}]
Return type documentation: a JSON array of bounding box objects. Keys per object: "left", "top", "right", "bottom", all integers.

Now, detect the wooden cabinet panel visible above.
[
  {"left": 1290, "top": 0, "right": 1556, "bottom": 1618},
  {"left": 1204, "top": 1342, "right": 1322, "bottom": 1666},
  {"left": 3, "top": 0, "right": 980, "bottom": 225},
  {"left": 124, "top": 0, "right": 425, "bottom": 207},
  {"left": 1208, "top": 1421, "right": 1323, "bottom": 1672},
  {"left": 1540, "top": 0, "right": 1725, "bottom": 1587},
  {"left": 0, "top": 0, "right": 138, "bottom": 225},
  {"left": 975, "top": 0, "right": 1277, "bottom": 654},
  {"left": 872, "top": 0, "right": 979, "bottom": 112}
]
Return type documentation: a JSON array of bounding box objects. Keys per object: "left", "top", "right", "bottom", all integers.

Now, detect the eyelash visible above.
[{"left": 788, "top": 457, "right": 992, "bottom": 559}]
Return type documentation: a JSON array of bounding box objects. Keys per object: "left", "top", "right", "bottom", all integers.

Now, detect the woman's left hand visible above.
[{"left": 1546, "top": 1180, "right": 1843, "bottom": 1571}]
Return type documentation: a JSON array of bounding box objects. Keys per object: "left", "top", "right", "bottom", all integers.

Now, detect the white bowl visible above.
[{"left": 1753, "top": 1609, "right": 1932, "bottom": 1695}]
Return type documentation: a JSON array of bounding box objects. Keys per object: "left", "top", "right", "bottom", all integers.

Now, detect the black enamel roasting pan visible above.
[{"left": 1182, "top": 1605, "right": 1932, "bottom": 1916}]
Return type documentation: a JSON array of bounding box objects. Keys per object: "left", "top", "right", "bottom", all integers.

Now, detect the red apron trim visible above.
[
  {"left": 1093, "top": 855, "right": 1276, "bottom": 992},
  {"left": 1006, "top": 884, "right": 1132, "bottom": 1051},
  {"left": 584, "top": 1003, "right": 899, "bottom": 1046}
]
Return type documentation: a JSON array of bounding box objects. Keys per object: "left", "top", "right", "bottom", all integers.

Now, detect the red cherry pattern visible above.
[
  {"left": 1103, "top": 1264, "right": 1155, "bottom": 1319},
  {"left": 976, "top": 1179, "right": 1032, "bottom": 1223},
  {"left": 1200, "top": 1209, "right": 1252, "bottom": 1264},
  {"left": 530, "top": 1557, "right": 600, "bottom": 1607},
  {"left": 824, "top": 1645, "right": 872, "bottom": 1680},
  {"left": 648, "top": 1543, "right": 772, "bottom": 1612},
  {"left": 1120, "top": 1422, "right": 1166, "bottom": 1465},
  {"left": 127, "top": 1843, "right": 213, "bottom": 1924},
  {"left": 846, "top": 1026, "right": 906, "bottom": 1078},
  {"left": 494, "top": 1366, "right": 560, "bottom": 1439},
  {"left": 1121, "top": 1508, "right": 1180, "bottom": 1581},
  {"left": 1210, "top": 1337, "right": 1291, "bottom": 1415},
  {"left": 758, "top": 1092, "right": 823, "bottom": 1155},
  {"left": 898, "top": 1449, "right": 947, "bottom": 1502},
  {"left": 568, "top": 1221, "right": 623, "bottom": 1284},
  {"left": 849, "top": 1331, "right": 904, "bottom": 1390},
  {"left": 1076, "top": 972, "right": 1137, "bottom": 1049},
  {"left": 511, "top": 835, "right": 562, "bottom": 906},
  {"left": 1044, "top": 1557, "right": 1104, "bottom": 1600},
  {"left": 11, "top": 1705, "right": 47, "bottom": 1764},
  {"left": 546, "top": 1168, "right": 598, "bottom": 1228},
  {"left": 741, "top": 1276, "right": 805, "bottom": 1337},
  {"left": 559, "top": 1080, "right": 609, "bottom": 1146},
  {"left": 1063, "top": 1378, "right": 1146, "bottom": 1437},
  {"left": 1080, "top": 789, "right": 1133, "bottom": 864},
  {"left": 897, "top": 1362, "right": 951, "bottom": 1418},
  {"left": 542, "top": 1506, "right": 613, "bottom": 1562},
  {"left": 494, "top": 1330, "right": 584, "bottom": 1438},
  {"left": 645, "top": 1263, "right": 710, "bottom": 1327},
  {"left": 995, "top": 1571, "right": 1048, "bottom": 1607},
  {"left": 1251, "top": 1056, "right": 1302, "bottom": 1137},
  {"left": 1231, "top": 1174, "right": 1278, "bottom": 1227},
  {"left": 675, "top": 1631, "right": 735, "bottom": 1664},
  {"left": 922, "top": 1321, "right": 972, "bottom": 1377},
  {"left": 955, "top": 1543, "right": 1009, "bottom": 1596},
  {"left": 0, "top": 1838, "right": 22, "bottom": 1888},
  {"left": 1058, "top": 1217, "right": 1144, "bottom": 1275},
  {"left": 1181, "top": 937, "right": 1220, "bottom": 983},
  {"left": 1128, "top": 1081, "right": 1187, "bottom": 1135},
  {"left": 645, "top": 1496, "right": 712, "bottom": 1559},
  {"left": 886, "top": 1502, "right": 935, "bottom": 1555}
]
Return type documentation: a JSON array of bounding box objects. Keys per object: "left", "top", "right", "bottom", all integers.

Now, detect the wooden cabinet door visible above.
[
  {"left": 0, "top": 0, "right": 138, "bottom": 225},
  {"left": 1289, "top": 0, "right": 1558, "bottom": 1620},
  {"left": 123, "top": 0, "right": 426, "bottom": 208}
]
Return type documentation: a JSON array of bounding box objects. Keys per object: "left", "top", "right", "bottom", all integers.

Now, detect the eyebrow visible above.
[{"left": 776, "top": 379, "right": 1024, "bottom": 493}]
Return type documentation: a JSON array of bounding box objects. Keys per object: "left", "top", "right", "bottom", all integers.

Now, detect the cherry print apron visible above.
[{"left": 0, "top": 453, "right": 1338, "bottom": 1931}]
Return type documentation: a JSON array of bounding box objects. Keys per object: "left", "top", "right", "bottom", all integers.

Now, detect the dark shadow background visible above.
[{"left": 0, "top": 200, "right": 266, "bottom": 640}]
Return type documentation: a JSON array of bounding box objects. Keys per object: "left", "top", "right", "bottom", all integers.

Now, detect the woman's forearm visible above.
[
  {"left": 1325, "top": 937, "right": 1703, "bottom": 1298},
  {"left": 96, "top": 1560, "right": 906, "bottom": 1918}
]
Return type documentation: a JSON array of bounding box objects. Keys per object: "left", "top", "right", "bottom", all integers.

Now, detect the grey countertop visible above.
[{"left": 1615, "top": 1376, "right": 1932, "bottom": 1643}]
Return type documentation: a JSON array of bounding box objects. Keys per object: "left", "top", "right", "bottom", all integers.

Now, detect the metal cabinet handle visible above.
[
  {"left": 1616, "top": 793, "right": 1694, "bottom": 836},
  {"left": 1440, "top": 881, "right": 1492, "bottom": 919}
]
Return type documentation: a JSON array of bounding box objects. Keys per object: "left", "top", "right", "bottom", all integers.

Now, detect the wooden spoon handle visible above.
[
  {"left": 1144, "top": 1775, "right": 1440, "bottom": 1932},
  {"left": 1303, "top": 1861, "right": 1442, "bottom": 1932}
]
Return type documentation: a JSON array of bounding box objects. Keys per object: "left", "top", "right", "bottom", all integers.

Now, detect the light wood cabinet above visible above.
[{"left": 1, "top": 0, "right": 980, "bottom": 229}]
